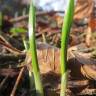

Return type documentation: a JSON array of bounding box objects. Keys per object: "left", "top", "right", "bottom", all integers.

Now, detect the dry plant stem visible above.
[
  {"left": 42, "top": 33, "right": 47, "bottom": 43},
  {"left": 0, "top": 53, "right": 25, "bottom": 63},
  {"left": 60, "top": 0, "right": 74, "bottom": 96},
  {"left": 36, "top": 28, "right": 61, "bottom": 38},
  {"left": 22, "top": 36, "right": 28, "bottom": 51},
  {"left": 45, "top": 49, "right": 48, "bottom": 61},
  {"left": 0, "top": 35, "right": 22, "bottom": 54},
  {"left": 85, "top": 26, "right": 92, "bottom": 47},
  {"left": 10, "top": 11, "right": 64, "bottom": 23},
  {"left": 10, "top": 67, "right": 25, "bottom": 96},
  {"left": 52, "top": 48, "right": 55, "bottom": 70},
  {"left": 47, "top": 48, "right": 53, "bottom": 68},
  {"left": 0, "top": 75, "right": 9, "bottom": 90},
  {"left": 0, "top": 12, "right": 2, "bottom": 29},
  {"left": 0, "top": 35, "right": 11, "bottom": 45},
  {"left": 28, "top": 1, "right": 44, "bottom": 96},
  {"left": 0, "top": 40, "right": 21, "bottom": 55},
  {"left": 79, "top": 89, "right": 96, "bottom": 95}
]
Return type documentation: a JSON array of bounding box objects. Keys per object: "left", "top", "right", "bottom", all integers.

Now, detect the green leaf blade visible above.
[
  {"left": 60, "top": 0, "right": 74, "bottom": 96},
  {"left": 28, "top": 1, "right": 44, "bottom": 96}
]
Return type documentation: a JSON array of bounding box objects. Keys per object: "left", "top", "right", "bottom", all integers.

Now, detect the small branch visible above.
[
  {"left": 0, "top": 75, "right": 9, "bottom": 90},
  {"left": 10, "top": 67, "right": 25, "bottom": 96},
  {"left": 10, "top": 11, "right": 64, "bottom": 23},
  {"left": 0, "top": 40, "right": 22, "bottom": 55}
]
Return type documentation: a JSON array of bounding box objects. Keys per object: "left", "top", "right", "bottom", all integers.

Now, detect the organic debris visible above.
[{"left": 0, "top": 0, "right": 96, "bottom": 96}]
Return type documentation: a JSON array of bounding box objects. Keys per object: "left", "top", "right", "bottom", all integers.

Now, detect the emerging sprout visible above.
[
  {"left": 28, "top": 0, "right": 44, "bottom": 96},
  {"left": 60, "top": 0, "right": 74, "bottom": 96},
  {"left": 10, "top": 27, "right": 28, "bottom": 50}
]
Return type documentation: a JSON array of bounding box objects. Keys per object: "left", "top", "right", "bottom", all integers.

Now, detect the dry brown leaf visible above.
[{"left": 74, "top": 0, "right": 93, "bottom": 20}]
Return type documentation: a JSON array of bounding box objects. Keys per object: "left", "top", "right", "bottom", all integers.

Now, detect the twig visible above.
[
  {"left": 79, "top": 89, "right": 96, "bottom": 95},
  {"left": 0, "top": 75, "right": 9, "bottom": 90},
  {"left": 36, "top": 28, "right": 61, "bottom": 37},
  {"left": 0, "top": 40, "right": 22, "bottom": 55},
  {"left": 10, "top": 11, "right": 64, "bottom": 23},
  {"left": 85, "top": 26, "right": 92, "bottom": 47},
  {"left": 0, "top": 35, "right": 12, "bottom": 46},
  {"left": 0, "top": 34, "right": 22, "bottom": 54},
  {"left": 10, "top": 67, "right": 25, "bottom": 96},
  {"left": 0, "top": 53, "right": 25, "bottom": 61}
]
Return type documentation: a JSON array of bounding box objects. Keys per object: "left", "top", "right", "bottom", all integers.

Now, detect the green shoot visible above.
[
  {"left": 10, "top": 27, "right": 28, "bottom": 50},
  {"left": 28, "top": 1, "right": 44, "bottom": 96},
  {"left": 10, "top": 27, "right": 27, "bottom": 36},
  {"left": 60, "top": 0, "right": 74, "bottom": 96}
]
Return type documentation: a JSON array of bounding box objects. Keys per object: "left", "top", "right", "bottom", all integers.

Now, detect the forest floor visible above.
[{"left": 0, "top": 10, "right": 96, "bottom": 96}]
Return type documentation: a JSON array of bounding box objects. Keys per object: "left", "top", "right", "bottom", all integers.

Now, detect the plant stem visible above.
[
  {"left": 60, "top": 0, "right": 74, "bottom": 96},
  {"left": 42, "top": 33, "right": 47, "bottom": 43},
  {"left": 28, "top": 1, "right": 44, "bottom": 96},
  {"left": 0, "top": 12, "right": 2, "bottom": 31},
  {"left": 22, "top": 36, "right": 28, "bottom": 51}
]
